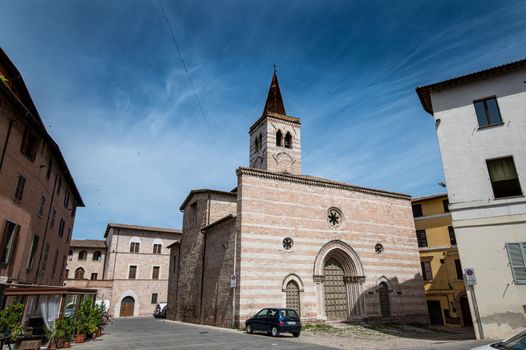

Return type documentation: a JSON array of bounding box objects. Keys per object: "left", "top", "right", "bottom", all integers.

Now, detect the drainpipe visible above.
[{"left": 34, "top": 173, "right": 58, "bottom": 284}]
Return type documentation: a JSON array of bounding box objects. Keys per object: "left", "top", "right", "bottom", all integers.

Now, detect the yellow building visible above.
[{"left": 412, "top": 194, "right": 472, "bottom": 328}]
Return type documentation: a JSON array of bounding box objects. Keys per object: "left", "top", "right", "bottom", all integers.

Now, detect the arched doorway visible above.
[
  {"left": 323, "top": 259, "right": 348, "bottom": 320},
  {"left": 460, "top": 295, "right": 473, "bottom": 327},
  {"left": 120, "top": 296, "right": 135, "bottom": 317},
  {"left": 285, "top": 281, "right": 300, "bottom": 313},
  {"left": 378, "top": 282, "right": 391, "bottom": 318}
]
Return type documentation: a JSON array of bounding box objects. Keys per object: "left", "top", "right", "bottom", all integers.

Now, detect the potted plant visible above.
[
  {"left": 56, "top": 318, "right": 74, "bottom": 348},
  {"left": 0, "top": 303, "right": 25, "bottom": 345},
  {"left": 45, "top": 324, "right": 62, "bottom": 350}
]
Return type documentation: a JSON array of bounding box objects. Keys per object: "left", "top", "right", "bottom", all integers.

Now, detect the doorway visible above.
[
  {"left": 120, "top": 296, "right": 135, "bottom": 317},
  {"left": 427, "top": 300, "right": 444, "bottom": 325}
]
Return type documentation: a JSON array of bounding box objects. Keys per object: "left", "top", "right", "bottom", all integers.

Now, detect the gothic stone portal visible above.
[{"left": 324, "top": 259, "right": 348, "bottom": 320}]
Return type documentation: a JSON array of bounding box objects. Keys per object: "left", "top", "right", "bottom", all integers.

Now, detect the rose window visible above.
[
  {"left": 283, "top": 237, "right": 294, "bottom": 250},
  {"left": 327, "top": 207, "right": 343, "bottom": 229}
]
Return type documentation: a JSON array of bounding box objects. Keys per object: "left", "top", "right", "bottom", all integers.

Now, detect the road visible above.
[{"left": 79, "top": 317, "right": 494, "bottom": 350}]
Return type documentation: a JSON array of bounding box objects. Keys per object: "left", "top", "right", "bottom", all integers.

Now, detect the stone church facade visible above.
[{"left": 167, "top": 72, "right": 428, "bottom": 327}]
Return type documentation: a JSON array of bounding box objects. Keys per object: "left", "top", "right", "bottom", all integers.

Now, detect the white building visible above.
[{"left": 416, "top": 59, "right": 526, "bottom": 339}]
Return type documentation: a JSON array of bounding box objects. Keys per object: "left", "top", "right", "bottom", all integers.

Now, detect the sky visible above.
[{"left": 1, "top": 1, "right": 526, "bottom": 240}]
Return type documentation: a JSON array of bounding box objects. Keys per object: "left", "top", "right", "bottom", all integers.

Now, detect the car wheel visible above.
[
  {"left": 292, "top": 332, "right": 300, "bottom": 337},
  {"left": 271, "top": 326, "right": 279, "bottom": 337},
  {"left": 246, "top": 324, "right": 253, "bottom": 334}
]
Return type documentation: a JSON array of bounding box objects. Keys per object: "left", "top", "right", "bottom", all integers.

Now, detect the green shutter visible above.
[{"left": 506, "top": 243, "right": 526, "bottom": 284}]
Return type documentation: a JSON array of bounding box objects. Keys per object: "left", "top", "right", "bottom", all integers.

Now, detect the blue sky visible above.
[{"left": 1, "top": 1, "right": 526, "bottom": 239}]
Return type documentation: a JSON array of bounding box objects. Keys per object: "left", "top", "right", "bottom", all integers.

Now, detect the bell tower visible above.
[{"left": 249, "top": 70, "right": 302, "bottom": 175}]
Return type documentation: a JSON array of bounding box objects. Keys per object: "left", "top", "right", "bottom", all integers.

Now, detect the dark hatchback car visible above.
[{"left": 245, "top": 308, "right": 301, "bottom": 337}]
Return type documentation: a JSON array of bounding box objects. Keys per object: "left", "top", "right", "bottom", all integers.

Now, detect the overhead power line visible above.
[{"left": 157, "top": 0, "right": 225, "bottom": 161}]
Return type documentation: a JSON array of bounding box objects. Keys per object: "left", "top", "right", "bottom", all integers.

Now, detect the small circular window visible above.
[
  {"left": 283, "top": 237, "right": 294, "bottom": 250},
  {"left": 375, "top": 243, "right": 384, "bottom": 254},
  {"left": 327, "top": 207, "right": 343, "bottom": 230}
]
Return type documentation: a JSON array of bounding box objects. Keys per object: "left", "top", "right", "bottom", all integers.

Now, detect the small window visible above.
[
  {"left": 152, "top": 266, "right": 160, "bottom": 280},
  {"left": 487, "top": 157, "right": 522, "bottom": 198},
  {"left": 443, "top": 199, "right": 450, "bottom": 213},
  {"left": 20, "top": 128, "right": 39, "bottom": 161},
  {"left": 153, "top": 244, "right": 162, "bottom": 254},
  {"left": 276, "top": 130, "right": 283, "bottom": 147},
  {"left": 51, "top": 250, "right": 58, "bottom": 277},
  {"left": 26, "top": 234, "right": 39, "bottom": 271},
  {"left": 129, "top": 265, "right": 137, "bottom": 279},
  {"left": 38, "top": 195, "right": 46, "bottom": 217},
  {"left": 505, "top": 242, "right": 526, "bottom": 284},
  {"left": 151, "top": 293, "right": 158, "bottom": 304},
  {"left": 455, "top": 259, "right": 463, "bottom": 280},
  {"left": 14, "top": 175, "right": 26, "bottom": 201},
  {"left": 412, "top": 204, "right": 423, "bottom": 217},
  {"left": 74, "top": 267, "right": 85, "bottom": 279},
  {"left": 58, "top": 218, "right": 65, "bottom": 238},
  {"left": 78, "top": 250, "right": 87, "bottom": 261},
  {"left": 93, "top": 251, "right": 101, "bottom": 261},
  {"left": 46, "top": 155, "right": 53, "bottom": 179},
  {"left": 63, "top": 188, "right": 70, "bottom": 208},
  {"left": 41, "top": 244, "right": 50, "bottom": 274},
  {"left": 448, "top": 226, "right": 457, "bottom": 246},
  {"left": 254, "top": 136, "right": 259, "bottom": 152},
  {"left": 474, "top": 97, "right": 502, "bottom": 128},
  {"left": 57, "top": 178, "right": 62, "bottom": 195},
  {"left": 0, "top": 221, "right": 20, "bottom": 265},
  {"left": 421, "top": 261, "right": 433, "bottom": 281},
  {"left": 91, "top": 273, "right": 98, "bottom": 280},
  {"left": 50, "top": 209, "right": 56, "bottom": 229},
  {"left": 65, "top": 269, "right": 69, "bottom": 279},
  {"left": 284, "top": 132, "right": 292, "bottom": 149},
  {"left": 416, "top": 230, "right": 428, "bottom": 248},
  {"left": 130, "top": 242, "right": 140, "bottom": 253}
]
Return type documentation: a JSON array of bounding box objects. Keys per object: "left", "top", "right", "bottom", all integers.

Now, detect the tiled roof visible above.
[
  {"left": 70, "top": 240, "right": 106, "bottom": 248},
  {"left": 416, "top": 58, "right": 526, "bottom": 115},
  {"left": 411, "top": 193, "right": 448, "bottom": 203},
  {"left": 104, "top": 223, "right": 182, "bottom": 237}
]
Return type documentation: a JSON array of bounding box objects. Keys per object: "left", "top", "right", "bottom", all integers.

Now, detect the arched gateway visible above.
[{"left": 313, "top": 240, "right": 366, "bottom": 321}]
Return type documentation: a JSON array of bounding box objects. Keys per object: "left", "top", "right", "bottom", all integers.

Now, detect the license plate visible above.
[{"left": 287, "top": 321, "right": 296, "bottom": 325}]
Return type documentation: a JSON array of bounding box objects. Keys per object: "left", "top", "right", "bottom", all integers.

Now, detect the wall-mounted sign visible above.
[
  {"left": 230, "top": 273, "right": 237, "bottom": 288},
  {"left": 464, "top": 268, "right": 476, "bottom": 286}
]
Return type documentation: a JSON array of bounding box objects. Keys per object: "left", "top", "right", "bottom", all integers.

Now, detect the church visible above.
[{"left": 166, "top": 71, "right": 428, "bottom": 327}]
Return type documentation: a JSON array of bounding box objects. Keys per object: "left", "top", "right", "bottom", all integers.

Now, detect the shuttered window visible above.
[{"left": 506, "top": 243, "right": 526, "bottom": 284}]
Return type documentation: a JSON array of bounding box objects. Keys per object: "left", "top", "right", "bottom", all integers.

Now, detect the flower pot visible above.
[
  {"left": 92, "top": 332, "right": 97, "bottom": 339},
  {"left": 63, "top": 341, "right": 71, "bottom": 348},
  {"left": 47, "top": 341, "right": 57, "bottom": 350},
  {"left": 96, "top": 329, "right": 101, "bottom": 337},
  {"left": 74, "top": 334, "right": 85, "bottom": 343}
]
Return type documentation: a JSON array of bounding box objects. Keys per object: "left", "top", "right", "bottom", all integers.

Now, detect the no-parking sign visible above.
[{"left": 464, "top": 268, "right": 476, "bottom": 285}]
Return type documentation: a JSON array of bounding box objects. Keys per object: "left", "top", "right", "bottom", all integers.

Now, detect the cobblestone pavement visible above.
[{"left": 76, "top": 317, "right": 494, "bottom": 350}]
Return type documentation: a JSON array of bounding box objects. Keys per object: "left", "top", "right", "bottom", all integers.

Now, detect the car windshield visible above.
[
  {"left": 492, "top": 330, "right": 526, "bottom": 350},
  {"left": 280, "top": 309, "right": 299, "bottom": 318}
]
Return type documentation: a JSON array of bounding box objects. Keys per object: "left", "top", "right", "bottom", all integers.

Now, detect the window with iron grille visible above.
[
  {"left": 416, "top": 230, "right": 428, "bottom": 248},
  {"left": 421, "top": 261, "right": 433, "bottom": 281},
  {"left": 21, "top": 128, "right": 39, "bottom": 161},
  {"left": 152, "top": 266, "right": 160, "bottom": 279},
  {"left": 14, "top": 175, "right": 26, "bottom": 201},
  {"left": 474, "top": 97, "right": 503, "bottom": 128},
  {"left": 448, "top": 226, "right": 457, "bottom": 246},
  {"left": 151, "top": 293, "right": 158, "bottom": 304},
  {"left": 129, "top": 265, "right": 137, "bottom": 279},
  {"left": 505, "top": 242, "right": 526, "bottom": 284},
  {"left": 0, "top": 221, "right": 20, "bottom": 265}
]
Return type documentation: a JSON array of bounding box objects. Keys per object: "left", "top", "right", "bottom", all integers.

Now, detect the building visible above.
[
  {"left": 65, "top": 223, "right": 181, "bottom": 317},
  {"left": 0, "top": 47, "right": 84, "bottom": 287},
  {"left": 167, "top": 71, "right": 429, "bottom": 328},
  {"left": 412, "top": 193, "right": 470, "bottom": 328},
  {"left": 416, "top": 59, "right": 526, "bottom": 339}
]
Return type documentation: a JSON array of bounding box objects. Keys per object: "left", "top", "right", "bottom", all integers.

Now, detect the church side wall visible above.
[
  {"left": 201, "top": 218, "right": 236, "bottom": 327},
  {"left": 175, "top": 192, "right": 237, "bottom": 324},
  {"left": 237, "top": 172, "right": 428, "bottom": 324}
]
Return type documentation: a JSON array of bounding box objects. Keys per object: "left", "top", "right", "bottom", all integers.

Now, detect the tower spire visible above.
[{"left": 262, "top": 68, "right": 286, "bottom": 116}]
